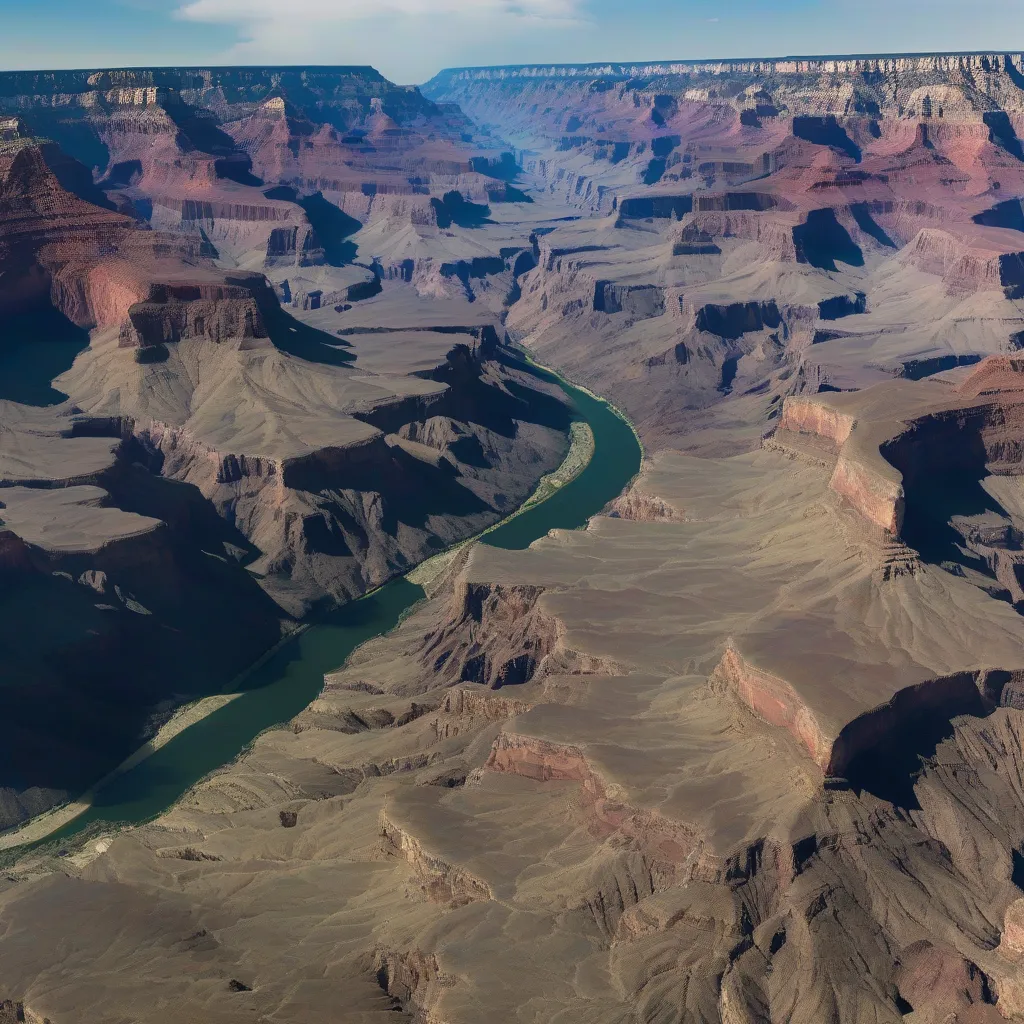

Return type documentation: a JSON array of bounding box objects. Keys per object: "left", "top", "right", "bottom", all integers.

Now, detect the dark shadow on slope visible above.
[
  {"left": 841, "top": 691, "right": 986, "bottom": 809},
  {"left": 900, "top": 353, "right": 983, "bottom": 381},
  {"left": 432, "top": 191, "right": 492, "bottom": 228},
  {"left": 1007, "top": 57, "right": 1024, "bottom": 92},
  {"left": 104, "top": 450, "right": 263, "bottom": 567},
  {"left": 1013, "top": 848, "right": 1024, "bottom": 890},
  {"left": 471, "top": 152, "right": 520, "bottom": 182},
  {"left": 39, "top": 143, "right": 117, "bottom": 210},
  {"left": 16, "top": 110, "right": 110, "bottom": 177},
  {"left": 98, "top": 159, "right": 144, "bottom": 188},
  {"left": 793, "top": 116, "right": 861, "bottom": 162},
  {"left": 851, "top": 202, "right": 897, "bottom": 248},
  {"left": 652, "top": 135, "right": 681, "bottom": 158},
  {"left": 283, "top": 445, "right": 493, "bottom": 535},
  {"left": 263, "top": 185, "right": 298, "bottom": 202},
  {"left": 377, "top": 451, "right": 491, "bottom": 535},
  {"left": 794, "top": 209, "right": 864, "bottom": 270},
  {"left": 835, "top": 668, "right": 1024, "bottom": 810},
  {"left": 265, "top": 306, "right": 355, "bottom": 367},
  {"left": 0, "top": 504, "right": 286, "bottom": 816},
  {"left": 719, "top": 356, "right": 739, "bottom": 394},
  {"left": 298, "top": 192, "right": 360, "bottom": 265},
  {"left": 214, "top": 155, "right": 263, "bottom": 187},
  {"left": 448, "top": 434, "right": 489, "bottom": 468},
  {"left": 882, "top": 415, "right": 1024, "bottom": 606},
  {"left": 984, "top": 111, "right": 1024, "bottom": 162},
  {"left": 489, "top": 184, "right": 533, "bottom": 204},
  {"left": 974, "top": 198, "right": 1024, "bottom": 232},
  {"left": 356, "top": 343, "right": 573, "bottom": 442},
  {"left": 900, "top": 470, "right": 1004, "bottom": 570},
  {"left": 643, "top": 159, "right": 667, "bottom": 185},
  {"left": 0, "top": 307, "right": 89, "bottom": 405},
  {"left": 164, "top": 103, "right": 238, "bottom": 157}
]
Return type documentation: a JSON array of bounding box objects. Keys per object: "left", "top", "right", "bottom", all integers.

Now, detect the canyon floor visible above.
[{"left": 8, "top": 53, "right": 1024, "bottom": 1023}]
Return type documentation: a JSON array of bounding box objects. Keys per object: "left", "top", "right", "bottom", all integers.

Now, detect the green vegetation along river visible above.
[{"left": 31, "top": 356, "right": 642, "bottom": 849}]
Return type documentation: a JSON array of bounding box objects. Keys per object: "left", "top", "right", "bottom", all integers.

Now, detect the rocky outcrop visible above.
[
  {"left": 593, "top": 281, "right": 665, "bottom": 319},
  {"left": 421, "top": 582, "right": 560, "bottom": 689},
  {"left": 116, "top": 274, "right": 276, "bottom": 350},
  {"left": 421, "top": 577, "right": 621, "bottom": 691},
  {"left": 618, "top": 194, "right": 693, "bottom": 219},
  {"left": 829, "top": 454, "right": 905, "bottom": 534},
  {"left": 608, "top": 486, "right": 682, "bottom": 522},
  {"left": 486, "top": 730, "right": 599, "bottom": 787},
  {"left": 373, "top": 948, "right": 456, "bottom": 1021},
  {"left": 711, "top": 647, "right": 832, "bottom": 766},
  {"left": 439, "top": 687, "right": 532, "bottom": 723},
  {"left": 0, "top": 1001, "right": 51, "bottom": 1024},
  {"left": 777, "top": 396, "right": 856, "bottom": 447},
  {"left": 901, "top": 227, "right": 1024, "bottom": 297},
  {"left": 380, "top": 809, "right": 492, "bottom": 905}
]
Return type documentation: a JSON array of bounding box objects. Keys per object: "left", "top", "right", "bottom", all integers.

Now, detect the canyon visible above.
[
  {"left": 0, "top": 70, "right": 572, "bottom": 828},
  {"left": 6, "top": 50, "right": 1024, "bottom": 1024}
]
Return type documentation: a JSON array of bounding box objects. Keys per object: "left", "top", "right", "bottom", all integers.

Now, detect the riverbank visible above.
[
  {"left": 0, "top": 692, "right": 243, "bottom": 851},
  {"left": 407, "top": 418, "right": 594, "bottom": 592},
  {"left": 4, "top": 357, "right": 640, "bottom": 856}
]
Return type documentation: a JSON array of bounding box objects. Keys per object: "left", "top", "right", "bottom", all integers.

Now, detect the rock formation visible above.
[{"left": 0, "top": 69, "right": 563, "bottom": 830}]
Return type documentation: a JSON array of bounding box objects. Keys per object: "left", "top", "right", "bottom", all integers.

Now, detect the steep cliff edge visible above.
[
  {"left": 0, "top": 91, "right": 572, "bottom": 833},
  {"left": 1, "top": 66, "right": 523, "bottom": 277}
]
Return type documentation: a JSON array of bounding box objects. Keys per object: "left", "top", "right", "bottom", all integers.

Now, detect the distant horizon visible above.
[
  {"left": 1, "top": 0, "right": 1022, "bottom": 85},
  {"left": 2, "top": 47, "right": 1024, "bottom": 89}
]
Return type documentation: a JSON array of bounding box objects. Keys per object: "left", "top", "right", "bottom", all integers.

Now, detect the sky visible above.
[{"left": 1, "top": 0, "right": 1023, "bottom": 85}]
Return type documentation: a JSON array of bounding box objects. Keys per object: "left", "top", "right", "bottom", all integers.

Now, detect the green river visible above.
[{"left": 35, "top": 356, "right": 642, "bottom": 849}]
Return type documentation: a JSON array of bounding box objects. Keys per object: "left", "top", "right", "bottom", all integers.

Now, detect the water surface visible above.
[{"left": 38, "top": 359, "right": 642, "bottom": 847}]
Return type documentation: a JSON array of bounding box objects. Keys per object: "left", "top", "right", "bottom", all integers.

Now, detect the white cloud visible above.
[
  {"left": 176, "top": 0, "right": 587, "bottom": 82},
  {"left": 180, "top": 0, "right": 579, "bottom": 22}
]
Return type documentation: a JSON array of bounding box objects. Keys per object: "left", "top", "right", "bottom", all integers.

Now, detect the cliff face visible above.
[
  {"left": 0, "top": 66, "right": 516, "bottom": 278},
  {"left": 0, "top": 64, "right": 564, "bottom": 835},
  {"left": 116, "top": 273, "right": 277, "bottom": 351},
  {"left": 418, "top": 51, "right": 1024, "bottom": 451},
  {"left": 0, "top": 126, "right": 274, "bottom": 355},
  {"left": 0, "top": 137, "right": 134, "bottom": 320},
  {"left": 426, "top": 53, "right": 1024, "bottom": 129}
]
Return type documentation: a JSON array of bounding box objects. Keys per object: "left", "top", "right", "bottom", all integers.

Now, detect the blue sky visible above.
[{"left": 0, "top": 0, "right": 1022, "bottom": 84}]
